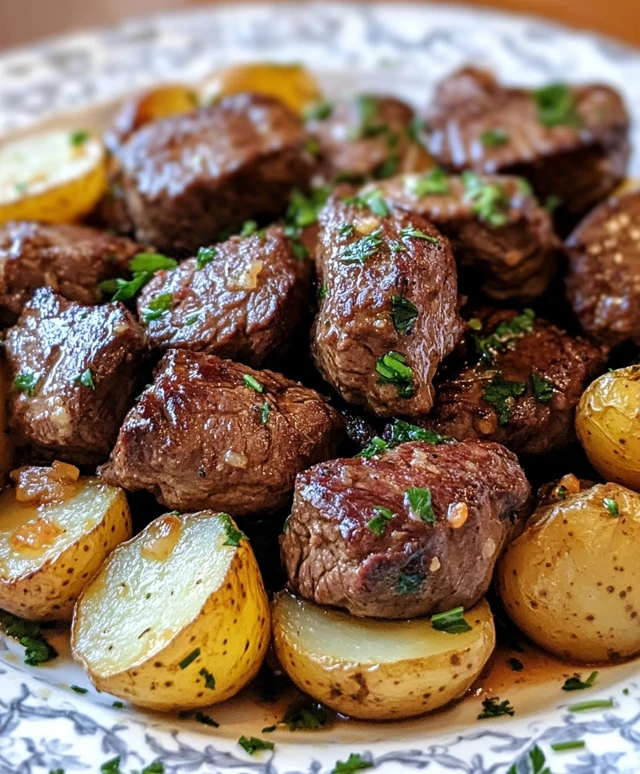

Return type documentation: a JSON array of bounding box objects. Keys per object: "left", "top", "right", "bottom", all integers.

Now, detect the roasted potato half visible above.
[
  {"left": 576, "top": 366, "right": 640, "bottom": 492},
  {"left": 0, "top": 129, "right": 107, "bottom": 224},
  {"left": 497, "top": 482, "right": 640, "bottom": 662},
  {"left": 72, "top": 510, "right": 270, "bottom": 711},
  {"left": 0, "top": 471, "right": 131, "bottom": 621},
  {"left": 200, "top": 63, "right": 322, "bottom": 114},
  {"left": 272, "top": 592, "right": 495, "bottom": 720}
]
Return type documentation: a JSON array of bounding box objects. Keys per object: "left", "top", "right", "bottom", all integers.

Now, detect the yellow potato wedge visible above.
[
  {"left": 200, "top": 63, "right": 322, "bottom": 114},
  {"left": 71, "top": 510, "right": 270, "bottom": 711},
  {"left": 0, "top": 473, "right": 131, "bottom": 621},
  {"left": 0, "top": 129, "right": 107, "bottom": 225},
  {"left": 497, "top": 482, "right": 640, "bottom": 662},
  {"left": 272, "top": 592, "right": 495, "bottom": 720}
]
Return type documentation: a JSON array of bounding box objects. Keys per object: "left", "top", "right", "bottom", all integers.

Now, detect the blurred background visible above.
[{"left": 0, "top": 0, "right": 639, "bottom": 50}]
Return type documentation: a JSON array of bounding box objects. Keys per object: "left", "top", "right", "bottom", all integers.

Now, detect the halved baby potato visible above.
[
  {"left": 0, "top": 470, "right": 131, "bottom": 621},
  {"left": 200, "top": 63, "right": 323, "bottom": 114},
  {"left": 71, "top": 510, "right": 270, "bottom": 711},
  {"left": 0, "top": 129, "right": 107, "bottom": 224},
  {"left": 272, "top": 592, "right": 495, "bottom": 720}
]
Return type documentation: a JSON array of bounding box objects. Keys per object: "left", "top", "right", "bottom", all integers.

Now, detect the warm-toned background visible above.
[{"left": 0, "top": 0, "right": 639, "bottom": 51}]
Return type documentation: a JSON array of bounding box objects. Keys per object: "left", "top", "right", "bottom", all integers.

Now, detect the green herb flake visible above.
[
  {"left": 406, "top": 117, "right": 427, "bottom": 145},
  {"left": 358, "top": 188, "right": 390, "bottom": 217},
  {"left": 482, "top": 376, "right": 527, "bottom": 425},
  {"left": 556, "top": 485, "right": 568, "bottom": 500},
  {"left": 348, "top": 95, "right": 381, "bottom": 140},
  {"left": 70, "top": 129, "right": 89, "bottom": 147},
  {"left": 563, "top": 671, "right": 599, "bottom": 692},
  {"left": 477, "top": 696, "right": 515, "bottom": 720},
  {"left": 399, "top": 225, "right": 440, "bottom": 245},
  {"left": 243, "top": 374, "right": 264, "bottom": 393},
  {"left": 338, "top": 223, "right": 355, "bottom": 239},
  {"left": 0, "top": 611, "right": 58, "bottom": 665},
  {"left": 389, "top": 419, "right": 449, "bottom": 446},
  {"left": 367, "top": 505, "right": 396, "bottom": 537},
  {"left": 260, "top": 402, "right": 270, "bottom": 425},
  {"left": 480, "top": 128, "right": 509, "bottom": 148},
  {"left": 533, "top": 83, "right": 581, "bottom": 128},
  {"left": 70, "top": 685, "right": 88, "bottom": 694},
  {"left": 287, "top": 186, "right": 331, "bottom": 229},
  {"left": 623, "top": 687, "right": 630, "bottom": 695},
  {"left": 196, "top": 247, "right": 217, "bottom": 270},
  {"left": 391, "top": 294, "right": 418, "bottom": 334},
  {"left": 339, "top": 227, "right": 384, "bottom": 264},
  {"left": 303, "top": 101, "right": 333, "bottom": 121},
  {"left": 551, "top": 740, "right": 585, "bottom": 752},
  {"left": 100, "top": 758, "right": 122, "bottom": 774},
  {"left": 376, "top": 152, "right": 400, "bottom": 180},
  {"left": 262, "top": 724, "right": 277, "bottom": 733},
  {"left": 179, "top": 648, "right": 200, "bottom": 669},
  {"left": 331, "top": 753, "right": 374, "bottom": 774},
  {"left": 238, "top": 736, "right": 275, "bottom": 755},
  {"left": 507, "top": 657, "right": 524, "bottom": 672},
  {"left": 142, "top": 293, "right": 173, "bottom": 324},
  {"left": 240, "top": 220, "right": 259, "bottom": 237},
  {"left": 318, "top": 284, "right": 329, "bottom": 300},
  {"left": 404, "top": 487, "right": 434, "bottom": 523},
  {"left": 129, "top": 252, "right": 178, "bottom": 273},
  {"left": 356, "top": 436, "right": 389, "bottom": 459},
  {"left": 304, "top": 137, "right": 321, "bottom": 155},
  {"left": 220, "top": 513, "right": 248, "bottom": 546},
  {"left": 140, "top": 764, "right": 165, "bottom": 774},
  {"left": 396, "top": 572, "right": 422, "bottom": 595},
  {"left": 282, "top": 700, "right": 329, "bottom": 730},
  {"left": 531, "top": 372, "right": 555, "bottom": 403},
  {"left": 431, "top": 606, "right": 472, "bottom": 634},
  {"left": 376, "top": 351, "right": 414, "bottom": 398},
  {"left": 74, "top": 368, "right": 96, "bottom": 390},
  {"left": 184, "top": 313, "right": 200, "bottom": 326},
  {"left": 473, "top": 309, "right": 536, "bottom": 364},
  {"left": 409, "top": 167, "right": 450, "bottom": 197},
  {"left": 49, "top": 770, "right": 65, "bottom": 774},
  {"left": 604, "top": 498, "right": 619, "bottom": 517},
  {"left": 568, "top": 698, "right": 614, "bottom": 712},
  {"left": 200, "top": 668, "right": 216, "bottom": 689},
  {"left": 506, "top": 745, "right": 549, "bottom": 774},
  {"left": 99, "top": 271, "right": 152, "bottom": 302},
  {"left": 545, "top": 194, "right": 563, "bottom": 213},
  {"left": 112, "top": 701, "right": 124, "bottom": 708},
  {"left": 462, "top": 171, "right": 510, "bottom": 227},
  {"left": 14, "top": 371, "right": 38, "bottom": 397},
  {"left": 194, "top": 711, "right": 219, "bottom": 727}
]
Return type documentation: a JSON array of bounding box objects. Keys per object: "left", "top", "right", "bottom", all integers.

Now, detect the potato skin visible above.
[
  {"left": 0, "top": 483, "right": 131, "bottom": 622},
  {"left": 272, "top": 593, "right": 495, "bottom": 720},
  {"left": 496, "top": 482, "right": 640, "bottom": 662},
  {"left": 576, "top": 366, "right": 640, "bottom": 492},
  {"left": 71, "top": 514, "right": 270, "bottom": 711}
]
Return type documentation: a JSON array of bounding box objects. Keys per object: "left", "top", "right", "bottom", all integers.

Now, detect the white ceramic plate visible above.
[{"left": 1, "top": 4, "right": 640, "bottom": 773}]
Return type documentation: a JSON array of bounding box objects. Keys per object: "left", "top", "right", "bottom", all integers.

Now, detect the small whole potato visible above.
[
  {"left": 497, "top": 482, "right": 640, "bottom": 662},
  {"left": 576, "top": 366, "right": 640, "bottom": 491}
]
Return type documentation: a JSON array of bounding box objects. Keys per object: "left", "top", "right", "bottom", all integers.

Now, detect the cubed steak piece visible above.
[
  {"left": 137, "top": 225, "right": 312, "bottom": 366},
  {"left": 363, "top": 172, "right": 559, "bottom": 301},
  {"left": 6, "top": 287, "right": 147, "bottom": 466},
  {"left": 311, "top": 195, "right": 464, "bottom": 417},
  {"left": 99, "top": 350, "right": 345, "bottom": 516},
  {"left": 420, "top": 308, "right": 607, "bottom": 457},
  {"left": 427, "top": 67, "right": 629, "bottom": 225},
  {"left": 566, "top": 189, "right": 640, "bottom": 347},
  {"left": 281, "top": 439, "right": 530, "bottom": 619},
  {"left": 117, "top": 93, "right": 314, "bottom": 254},
  {"left": 0, "top": 221, "right": 141, "bottom": 322},
  {"left": 306, "top": 94, "right": 432, "bottom": 183}
]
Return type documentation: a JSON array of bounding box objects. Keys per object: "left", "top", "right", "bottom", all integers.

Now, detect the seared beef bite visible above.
[
  {"left": 420, "top": 308, "right": 607, "bottom": 457},
  {"left": 306, "top": 95, "right": 432, "bottom": 183},
  {"left": 281, "top": 439, "right": 530, "bottom": 619},
  {"left": 312, "top": 195, "right": 464, "bottom": 418},
  {"left": 6, "top": 287, "right": 147, "bottom": 467},
  {"left": 566, "top": 189, "right": 640, "bottom": 347},
  {"left": 363, "top": 172, "right": 559, "bottom": 302},
  {"left": 137, "top": 225, "right": 312, "bottom": 366},
  {"left": 116, "top": 94, "right": 313, "bottom": 254},
  {"left": 100, "top": 350, "right": 345, "bottom": 516},
  {"left": 427, "top": 67, "right": 629, "bottom": 225},
  {"left": 0, "top": 221, "right": 141, "bottom": 323}
]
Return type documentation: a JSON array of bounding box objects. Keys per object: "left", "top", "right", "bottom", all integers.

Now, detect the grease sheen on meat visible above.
[
  {"left": 281, "top": 440, "right": 530, "bottom": 619},
  {"left": 137, "top": 226, "right": 312, "bottom": 366},
  {"left": 312, "top": 196, "right": 464, "bottom": 417},
  {"left": 117, "top": 93, "right": 314, "bottom": 254},
  {"left": 6, "top": 287, "right": 147, "bottom": 466},
  {"left": 100, "top": 350, "right": 345, "bottom": 516}
]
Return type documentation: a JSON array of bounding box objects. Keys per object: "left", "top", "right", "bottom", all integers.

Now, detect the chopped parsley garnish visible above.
[
  {"left": 477, "top": 696, "right": 515, "bottom": 720},
  {"left": 287, "top": 186, "right": 331, "bottom": 229},
  {"left": 262, "top": 725, "right": 277, "bottom": 733},
  {"left": 568, "top": 699, "right": 614, "bottom": 712},
  {"left": 282, "top": 700, "right": 329, "bottom": 730},
  {"left": 112, "top": 701, "right": 124, "bottom": 708},
  {"left": 506, "top": 746, "right": 548, "bottom": 774},
  {"left": 376, "top": 152, "right": 400, "bottom": 179},
  {"left": 349, "top": 95, "right": 381, "bottom": 140},
  {"left": 473, "top": 309, "right": 536, "bottom": 364},
  {"left": 482, "top": 376, "right": 527, "bottom": 425},
  {"left": 551, "top": 740, "right": 585, "bottom": 752},
  {"left": 533, "top": 83, "right": 581, "bottom": 128},
  {"left": 367, "top": 505, "right": 396, "bottom": 537},
  {"left": 99, "top": 271, "right": 151, "bottom": 302},
  {"left": 462, "top": 171, "right": 510, "bottom": 227},
  {"left": 243, "top": 374, "right": 264, "bottom": 393},
  {"left": 339, "top": 227, "right": 384, "bottom": 264},
  {"left": 507, "top": 657, "right": 524, "bottom": 672},
  {"left": 399, "top": 225, "right": 440, "bottom": 245},
  {"left": 185, "top": 313, "right": 200, "bottom": 326},
  {"left": 304, "top": 137, "right": 321, "bottom": 155},
  {"left": 405, "top": 117, "right": 427, "bottom": 145},
  {"left": 196, "top": 247, "right": 217, "bottom": 270},
  {"left": 431, "top": 606, "right": 472, "bottom": 634},
  {"left": 555, "top": 485, "right": 568, "bottom": 500},
  {"left": 604, "top": 498, "right": 619, "bottom": 517},
  {"left": 562, "top": 671, "right": 598, "bottom": 691},
  {"left": 200, "top": 668, "right": 216, "bottom": 689},
  {"left": 260, "top": 402, "right": 270, "bottom": 425},
  {"left": 318, "top": 284, "right": 329, "bottom": 300},
  {"left": 70, "top": 129, "right": 89, "bottom": 147},
  {"left": 331, "top": 753, "right": 374, "bottom": 774},
  {"left": 404, "top": 487, "right": 434, "bottom": 523},
  {"left": 396, "top": 572, "right": 422, "bottom": 594},
  {"left": 238, "top": 736, "right": 275, "bottom": 755},
  {"left": 141, "top": 293, "right": 173, "bottom": 323},
  {"left": 391, "top": 294, "right": 418, "bottom": 334},
  {"left": 531, "top": 372, "right": 555, "bottom": 403},
  {"left": 338, "top": 223, "right": 355, "bottom": 239},
  {"left": 409, "top": 167, "right": 450, "bottom": 197},
  {"left": 179, "top": 648, "right": 200, "bottom": 669},
  {"left": 545, "top": 194, "right": 563, "bottom": 213},
  {"left": 480, "top": 128, "right": 509, "bottom": 148},
  {"left": 75, "top": 368, "right": 96, "bottom": 390},
  {"left": 220, "top": 513, "right": 248, "bottom": 546},
  {"left": 14, "top": 371, "right": 38, "bottom": 397},
  {"left": 303, "top": 101, "right": 333, "bottom": 121},
  {"left": 375, "top": 351, "right": 414, "bottom": 398},
  {"left": 357, "top": 436, "right": 389, "bottom": 459},
  {"left": 194, "top": 711, "right": 219, "bottom": 727},
  {"left": 0, "top": 610, "right": 57, "bottom": 665},
  {"left": 240, "top": 220, "right": 263, "bottom": 238},
  {"left": 70, "top": 685, "right": 88, "bottom": 694},
  {"left": 140, "top": 764, "right": 165, "bottom": 774},
  {"left": 101, "top": 758, "right": 122, "bottom": 774},
  {"left": 516, "top": 177, "right": 534, "bottom": 196},
  {"left": 357, "top": 188, "right": 390, "bottom": 217},
  {"left": 129, "top": 252, "right": 177, "bottom": 273},
  {"left": 388, "top": 419, "right": 449, "bottom": 446}
]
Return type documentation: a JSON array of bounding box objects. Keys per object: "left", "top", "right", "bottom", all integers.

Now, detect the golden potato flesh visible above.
[
  {"left": 272, "top": 592, "right": 495, "bottom": 720},
  {"left": 71, "top": 511, "right": 270, "bottom": 711},
  {"left": 497, "top": 482, "right": 640, "bottom": 662},
  {"left": 0, "top": 476, "right": 131, "bottom": 621},
  {"left": 200, "top": 63, "right": 322, "bottom": 114},
  {"left": 576, "top": 366, "right": 640, "bottom": 492}
]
